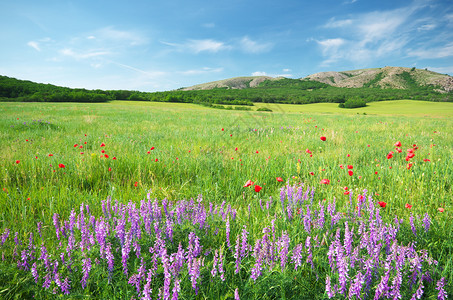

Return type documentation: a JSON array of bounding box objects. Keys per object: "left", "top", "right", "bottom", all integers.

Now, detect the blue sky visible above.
[{"left": 1, "top": 0, "right": 452, "bottom": 91}]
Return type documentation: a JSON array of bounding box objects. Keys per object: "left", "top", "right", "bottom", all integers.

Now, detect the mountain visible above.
[
  {"left": 182, "top": 67, "right": 453, "bottom": 93},
  {"left": 305, "top": 66, "right": 453, "bottom": 92},
  {"left": 180, "top": 76, "right": 279, "bottom": 90}
]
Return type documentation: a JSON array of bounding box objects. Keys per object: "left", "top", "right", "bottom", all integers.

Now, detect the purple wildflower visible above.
[
  {"left": 410, "top": 213, "right": 417, "bottom": 237},
  {"left": 235, "top": 288, "right": 240, "bottom": 300},
  {"left": 42, "top": 272, "right": 52, "bottom": 289},
  {"left": 411, "top": 281, "right": 424, "bottom": 300},
  {"left": 122, "top": 231, "right": 132, "bottom": 276},
  {"left": 142, "top": 269, "right": 153, "bottom": 300},
  {"left": 0, "top": 228, "right": 9, "bottom": 246},
  {"left": 226, "top": 216, "right": 231, "bottom": 248},
  {"left": 81, "top": 257, "right": 91, "bottom": 289},
  {"left": 53, "top": 213, "right": 61, "bottom": 240},
  {"left": 31, "top": 262, "right": 39, "bottom": 283},
  {"left": 211, "top": 249, "right": 219, "bottom": 277},
  {"left": 422, "top": 213, "right": 431, "bottom": 232},
  {"left": 279, "top": 231, "right": 290, "bottom": 270},
  {"left": 326, "top": 276, "right": 335, "bottom": 298},
  {"left": 61, "top": 277, "right": 71, "bottom": 295},
  {"left": 234, "top": 235, "right": 241, "bottom": 274},
  {"left": 291, "top": 244, "right": 303, "bottom": 271},
  {"left": 436, "top": 277, "right": 448, "bottom": 300},
  {"left": 348, "top": 271, "right": 364, "bottom": 299},
  {"left": 218, "top": 248, "right": 225, "bottom": 281}
]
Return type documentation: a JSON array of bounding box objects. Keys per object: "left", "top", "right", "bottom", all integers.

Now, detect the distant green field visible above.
[{"left": 0, "top": 100, "right": 451, "bottom": 299}]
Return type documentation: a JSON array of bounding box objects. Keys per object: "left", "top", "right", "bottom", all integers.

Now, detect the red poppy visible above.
[
  {"left": 309, "top": 172, "right": 314, "bottom": 176},
  {"left": 339, "top": 164, "right": 344, "bottom": 169},
  {"left": 254, "top": 185, "right": 262, "bottom": 192},
  {"left": 104, "top": 154, "right": 109, "bottom": 158},
  {"left": 305, "top": 149, "right": 312, "bottom": 154},
  {"left": 155, "top": 158, "right": 158, "bottom": 162},
  {"left": 375, "top": 171, "right": 378, "bottom": 175},
  {"left": 256, "top": 151, "right": 259, "bottom": 153},
  {"left": 438, "top": 208, "right": 444, "bottom": 213},
  {"left": 100, "top": 143, "right": 106, "bottom": 147},
  {"left": 221, "top": 128, "right": 224, "bottom": 131},
  {"left": 26, "top": 139, "right": 28, "bottom": 142},
  {"left": 243, "top": 180, "right": 254, "bottom": 187},
  {"left": 320, "top": 136, "right": 326, "bottom": 141},
  {"left": 423, "top": 159, "right": 430, "bottom": 162},
  {"left": 394, "top": 141, "right": 402, "bottom": 147},
  {"left": 79, "top": 146, "right": 83, "bottom": 149},
  {"left": 395, "top": 148, "right": 402, "bottom": 153},
  {"left": 347, "top": 154, "right": 351, "bottom": 157},
  {"left": 16, "top": 160, "right": 20, "bottom": 164},
  {"left": 235, "top": 147, "right": 238, "bottom": 151},
  {"left": 108, "top": 167, "right": 112, "bottom": 171},
  {"left": 48, "top": 154, "right": 53, "bottom": 157},
  {"left": 74, "top": 144, "right": 78, "bottom": 147},
  {"left": 276, "top": 177, "right": 283, "bottom": 182},
  {"left": 150, "top": 146, "right": 155, "bottom": 150},
  {"left": 387, "top": 153, "right": 393, "bottom": 159},
  {"left": 344, "top": 191, "right": 350, "bottom": 195},
  {"left": 113, "top": 157, "right": 117, "bottom": 160},
  {"left": 320, "top": 179, "right": 330, "bottom": 185},
  {"left": 407, "top": 163, "right": 412, "bottom": 170},
  {"left": 405, "top": 203, "right": 412, "bottom": 209},
  {"left": 348, "top": 170, "right": 353, "bottom": 176},
  {"left": 147, "top": 151, "right": 151, "bottom": 154},
  {"left": 80, "top": 152, "right": 84, "bottom": 155},
  {"left": 407, "top": 153, "right": 415, "bottom": 159},
  {"left": 58, "top": 163, "right": 65, "bottom": 168},
  {"left": 347, "top": 165, "right": 353, "bottom": 169},
  {"left": 378, "top": 201, "right": 386, "bottom": 208},
  {"left": 134, "top": 182, "right": 138, "bottom": 187},
  {"left": 101, "top": 150, "right": 105, "bottom": 153}
]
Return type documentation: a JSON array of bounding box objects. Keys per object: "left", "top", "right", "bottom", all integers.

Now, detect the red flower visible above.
[
  {"left": 423, "top": 159, "right": 430, "bottom": 162},
  {"left": 254, "top": 185, "right": 262, "bottom": 193},
  {"left": 104, "top": 154, "right": 109, "bottom": 158},
  {"left": 74, "top": 144, "right": 78, "bottom": 147},
  {"left": 243, "top": 180, "right": 254, "bottom": 187},
  {"left": 348, "top": 170, "right": 353, "bottom": 176},
  {"left": 276, "top": 177, "right": 283, "bottom": 182},
  {"left": 79, "top": 146, "right": 83, "bottom": 149},
  {"left": 113, "top": 157, "right": 117, "bottom": 160},
  {"left": 235, "top": 147, "right": 238, "bottom": 151},
  {"left": 394, "top": 141, "right": 401, "bottom": 147},
  {"left": 344, "top": 191, "right": 350, "bottom": 195},
  {"left": 395, "top": 148, "right": 402, "bottom": 153},
  {"left": 407, "top": 163, "right": 412, "bottom": 170},
  {"left": 108, "top": 167, "right": 112, "bottom": 171},
  {"left": 221, "top": 128, "right": 224, "bottom": 131},
  {"left": 58, "top": 163, "right": 65, "bottom": 168},
  {"left": 134, "top": 182, "right": 138, "bottom": 187},
  {"left": 155, "top": 158, "right": 158, "bottom": 162},
  {"left": 347, "top": 165, "right": 353, "bottom": 169},
  {"left": 100, "top": 143, "right": 106, "bottom": 147},
  {"left": 347, "top": 154, "right": 351, "bottom": 157},
  {"left": 320, "top": 136, "right": 326, "bottom": 141},
  {"left": 339, "top": 164, "right": 344, "bottom": 169},
  {"left": 387, "top": 153, "right": 393, "bottom": 159},
  {"left": 438, "top": 207, "right": 444, "bottom": 213},
  {"left": 256, "top": 150, "right": 259, "bottom": 153},
  {"left": 16, "top": 160, "right": 20, "bottom": 164},
  {"left": 48, "top": 154, "right": 53, "bottom": 157},
  {"left": 407, "top": 153, "right": 415, "bottom": 159},
  {"left": 309, "top": 172, "right": 314, "bottom": 176},
  {"left": 150, "top": 146, "right": 155, "bottom": 150},
  {"left": 405, "top": 203, "right": 412, "bottom": 209},
  {"left": 378, "top": 201, "right": 386, "bottom": 208},
  {"left": 320, "top": 179, "right": 330, "bottom": 185},
  {"left": 101, "top": 150, "right": 105, "bottom": 153}
]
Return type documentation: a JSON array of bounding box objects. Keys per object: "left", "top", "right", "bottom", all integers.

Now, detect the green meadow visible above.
[{"left": 0, "top": 100, "right": 452, "bottom": 299}]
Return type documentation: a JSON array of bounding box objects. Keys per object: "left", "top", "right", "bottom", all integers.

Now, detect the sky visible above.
[{"left": 1, "top": 0, "right": 452, "bottom": 92}]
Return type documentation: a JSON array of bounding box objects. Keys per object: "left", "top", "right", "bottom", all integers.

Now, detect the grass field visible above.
[{"left": 0, "top": 100, "right": 452, "bottom": 299}]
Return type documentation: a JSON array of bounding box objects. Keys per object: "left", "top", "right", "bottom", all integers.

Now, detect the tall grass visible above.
[{"left": 0, "top": 101, "right": 451, "bottom": 298}]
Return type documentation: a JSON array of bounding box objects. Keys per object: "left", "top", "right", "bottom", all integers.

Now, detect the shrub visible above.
[
  {"left": 339, "top": 98, "right": 367, "bottom": 109},
  {"left": 256, "top": 107, "right": 273, "bottom": 112}
]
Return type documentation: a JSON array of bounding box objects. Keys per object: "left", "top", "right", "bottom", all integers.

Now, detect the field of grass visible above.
[{"left": 0, "top": 100, "right": 452, "bottom": 299}]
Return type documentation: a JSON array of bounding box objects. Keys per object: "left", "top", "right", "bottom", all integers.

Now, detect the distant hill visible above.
[
  {"left": 182, "top": 66, "right": 453, "bottom": 93},
  {"left": 180, "top": 76, "right": 278, "bottom": 90},
  {"left": 304, "top": 66, "right": 453, "bottom": 93}
]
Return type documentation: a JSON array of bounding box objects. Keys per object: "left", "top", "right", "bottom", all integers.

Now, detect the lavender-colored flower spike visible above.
[
  {"left": 435, "top": 277, "right": 448, "bottom": 300},
  {"left": 235, "top": 288, "right": 240, "bottom": 300},
  {"left": 410, "top": 213, "right": 417, "bottom": 237},
  {"left": 422, "top": 213, "right": 431, "bottom": 232},
  {"left": 81, "top": 257, "right": 92, "bottom": 289}
]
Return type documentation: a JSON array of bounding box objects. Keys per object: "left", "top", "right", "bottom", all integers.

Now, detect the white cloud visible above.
[
  {"left": 407, "top": 42, "right": 453, "bottom": 59},
  {"left": 283, "top": 68, "right": 291, "bottom": 72},
  {"left": 179, "top": 67, "right": 223, "bottom": 75},
  {"left": 417, "top": 24, "right": 436, "bottom": 31},
  {"left": 202, "top": 23, "right": 215, "bottom": 28},
  {"left": 95, "top": 27, "right": 148, "bottom": 46},
  {"left": 240, "top": 36, "right": 273, "bottom": 53},
  {"left": 324, "top": 18, "right": 353, "bottom": 28},
  {"left": 60, "top": 48, "right": 111, "bottom": 59},
  {"left": 27, "top": 41, "right": 40, "bottom": 51},
  {"left": 252, "top": 71, "right": 268, "bottom": 76},
  {"left": 187, "top": 39, "right": 228, "bottom": 53}
]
